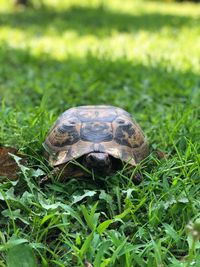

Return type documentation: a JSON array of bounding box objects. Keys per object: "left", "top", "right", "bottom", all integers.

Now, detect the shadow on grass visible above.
[
  {"left": 0, "top": 44, "right": 199, "bottom": 113},
  {"left": 0, "top": 5, "right": 199, "bottom": 36}
]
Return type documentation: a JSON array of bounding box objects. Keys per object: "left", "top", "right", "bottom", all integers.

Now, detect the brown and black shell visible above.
[{"left": 43, "top": 105, "right": 148, "bottom": 166}]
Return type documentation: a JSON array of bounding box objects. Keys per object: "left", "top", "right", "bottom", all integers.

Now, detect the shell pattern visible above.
[{"left": 43, "top": 105, "right": 148, "bottom": 166}]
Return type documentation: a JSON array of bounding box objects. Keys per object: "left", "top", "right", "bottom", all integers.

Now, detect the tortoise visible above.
[{"left": 43, "top": 105, "right": 149, "bottom": 178}]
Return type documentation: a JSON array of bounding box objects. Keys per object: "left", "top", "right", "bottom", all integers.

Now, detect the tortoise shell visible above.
[{"left": 43, "top": 105, "right": 148, "bottom": 167}]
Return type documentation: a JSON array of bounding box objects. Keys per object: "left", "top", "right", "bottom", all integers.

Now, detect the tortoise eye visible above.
[
  {"left": 117, "top": 119, "right": 125, "bottom": 124},
  {"left": 68, "top": 120, "right": 76, "bottom": 125}
]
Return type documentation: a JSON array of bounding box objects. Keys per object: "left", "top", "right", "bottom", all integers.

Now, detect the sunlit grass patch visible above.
[{"left": 0, "top": 0, "right": 200, "bottom": 70}]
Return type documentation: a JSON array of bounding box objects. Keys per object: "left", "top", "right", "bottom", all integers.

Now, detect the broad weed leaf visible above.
[
  {"left": 97, "top": 219, "right": 114, "bottom": 235},
  {"left": 0, "top": 239, "right": 27, "bottom": 252},
  {"left": 72, "top": 190, "right": 97, "bottom": 204},
  {"left": 6, "top": 243, "right": 37, "bottom": 267}
]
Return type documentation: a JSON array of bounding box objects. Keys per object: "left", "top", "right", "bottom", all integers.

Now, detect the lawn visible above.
[{"left": 0, "top": 0, "right": 200, "bottom": 266}]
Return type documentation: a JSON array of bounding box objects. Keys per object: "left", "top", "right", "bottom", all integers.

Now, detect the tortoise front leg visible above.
[{"left": 39, "top": 167, "right": 60, "bottom": 185}]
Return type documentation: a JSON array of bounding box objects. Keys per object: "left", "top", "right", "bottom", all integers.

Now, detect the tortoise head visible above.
[{"left": 83, "top": 152, "right": 112, "bottom": 174}]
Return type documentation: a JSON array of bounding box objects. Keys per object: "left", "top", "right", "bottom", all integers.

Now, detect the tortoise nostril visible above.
[{"left": 88, "top": 154, "right": 96, "bottom": 162}]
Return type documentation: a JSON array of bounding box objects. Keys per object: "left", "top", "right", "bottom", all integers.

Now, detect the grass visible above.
[{"left": 0, "top": 0, "right": 200, "bottom": 266}]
